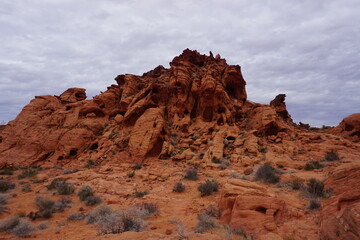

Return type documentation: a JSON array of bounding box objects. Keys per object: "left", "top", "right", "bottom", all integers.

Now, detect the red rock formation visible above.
[
  {"left": 330, "top": 113, "right": 360, "bottom": 142},
  {"left": 270, "top": 94, "right": 292, "bottom": 122},
  {"left": 320, "top": 162, "right": 360, "bottom": 240},
  {"left": 0, "top": 49, "right": 256, "bottom": 166}
]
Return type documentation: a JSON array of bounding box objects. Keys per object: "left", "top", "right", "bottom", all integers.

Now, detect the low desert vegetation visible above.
[
  {"left": 195, "top": 212, "right": 217, "bottom": 233},
  {"left": 12, "top": 219, "right": 36, "bottom": 238},
  {"left": 324, "top": 150, "right": 340, "bottom": 161},
  {"left": 34, "top": 196, "right": 55, "bottom": 219},
  {"left": 134, "top": 190, "right": 149, "bottom": 198},
  {"left": 255, "top": 163, "right": 280, "bottom": 184},
  {"left": 54, "top": 197, "right": 72, "bottom": 212},
  {"left": 291, "top": 178, "right": 304, "bottom": 190},
  {"left": 198, "top": 180, "right": 219, "bottom": 196},
  {"left": 85, "top": 196, "right": 102, "bottom": 206},
  {"left": 306, "top": 178, "right": 325, "bottom": 198},
  {"left": 304, "top": 161, "right": 325, "bottom": 171},
  {"left": 85, "top": 205, "right": 113, "bottom": 224},
  {"left": 0, "top": 216, "right": 35, "bottom": 238},
  {"left": 28, "top": 196, "right": 71, "bottom": 220},
  {"left": 78, "top": 185, "right": 94, "bottom": 201},
  {"left": 173, "top": 182, "right": 186, "bottom": 192},
  {"left": 133, "top": 163, "right": 142, "bottom": 170},
  {"left": 136, "top": 202, "right": 159, "bottom": 217},
  {"left": 0, "top": 168, "right": 15, "bottom": 175},
  {"left": 17, "top": 167, "right": 38, "bottom": 179},
  {"left": 308, "top": 199, "right": 321, "bottom": 210},
  {"left": 0, "top": 180, "right": 15, "bottom": 193},
  {"left": 47, "top": 178, "right": 75, "bottom": 195},
  {"left": 67, "top": 212, "right": 86, "bottom": 221},
  {"left": 37, "top": 222, "right": 48, "bottom": 230},
  {"left": 21, "top": 184, "right": 32, "bottom": 192},
  {"left": 0, "top": 193, "right": 9, "bottom": 213},
  {"left": 184, "top": 168, "right": 198, "bottom": 180},
  {"left": 86, "top": 204, "right": 151, "bottom": 235}
]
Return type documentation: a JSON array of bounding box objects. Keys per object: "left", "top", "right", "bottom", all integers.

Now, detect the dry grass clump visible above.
[
  {"left": 0, "top": 180, "right": 15, "bottom": 193},
  {"left": 255, "top": 163, "right": 279, "bottom": 184},
  {"left": 0, "top": 216, "right": 35, "bottom": 238},
  {"left": 198, "top": 180, "right": 219, "bottom": 196},
  {"left": 184, "top": 169, "right": 198, "bottom": 181},
  {"left": 78, "top": 185, "right": 94, "bottom": 201},
  {"left": 173, "top": 182, "right": 185, "bottom": 193},
  {"left": 86, "top": 204, "right": 150, "bottom": 235}
]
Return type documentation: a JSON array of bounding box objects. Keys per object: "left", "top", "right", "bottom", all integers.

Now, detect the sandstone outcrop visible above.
[
  {"left": 320, "top": 162, "right": 360, "bottom": 240},
  {"left": 331, "top": 113, "right": 360, "bottom": 142},
  {"left": 0, "top": 49, "right": 294, "bottom": 167}
]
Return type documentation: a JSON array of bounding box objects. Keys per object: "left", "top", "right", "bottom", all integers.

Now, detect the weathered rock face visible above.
[
  {"left": 320, "top": 162, "right": 360, "bottom": 240},
  {"left": 331, "top": 113, "right": 360, "bottom": 142},
  {"left": 0, "top": 49, "right": 296, "bottom": 167},
  {"left": 219, "top": 178, "right": 318, "bottom": 239},
  {"left": 270, "top": 94, "right": 292, "bottom": 122}
]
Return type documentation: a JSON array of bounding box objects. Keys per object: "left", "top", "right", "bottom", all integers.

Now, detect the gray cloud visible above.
[{"left": 0, "top": 0, "right": 359, "bottom": 126}]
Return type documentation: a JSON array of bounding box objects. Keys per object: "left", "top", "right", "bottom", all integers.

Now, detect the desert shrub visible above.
[
  {"left": 35, "top": 196, "right": 54, "bottom": 218},
  {"left": 307, "top": 178, "right": 325, "bottom": 197},
  {"left": 198, "top": 180, "right": 219, "bottom": 196},
  {"left": 195, "top": 213, "right": 216, "bottom": 233},
  {"left": 21, "top": 184, "right": 32, "bottom": 192},
  {"left": 37, "top": 222, "right": 48, "bottom": 230},
  {"left": 95, "top": 212, "right": 123, "bottom": 234},
  {"left": 170, "top": 220, "right": 188, "bottom": 239},
  {"left": 36, "top": 196, "right": 54, "bottom": 212},
  {"left": 12, "top": 219, "right": 35, "bottom": 237},
  {"left": 54, "top": 197, "right": 72, "bottom": 212},
  {"left": 67, "top": 213, "right": 86, "bottom": 221},
  {"left": 136, "top": 202, "right": 159, "bottom": 217},
  {"left": 0, "top": 180, "right": 15, "bottom": 192},
  {"left": 255, "top": 163, "right": 280, "bottom": 184},
  {"left": 78, "top": 185, "right": 94, "bottom": 201},
  {"left": 211, "top": 156, "right": 221, "bottom": 164},
  {"left": 85, "top": 205, "right": 113, "bottom": 224},
  {"left": 0, "top": 216, "right": 20, "bottom": 232},
  {"left": 134, "top": 190, "right": 148, "bottom": 198},
  {"left": 56, "top": 182, "right": 75, "bottom": 195},
  {"left": 0, "top": 193, "right": 9, "bottom": 213},
  {"left": 184, "top": 168, "right": 198, "bottom": 181},
  {"left": 324, "top": 150, "right": 340, "bottom": 161},
  {"left": 85, "top": 196, "right": 102, "bottom": 206},
  {"left": 203, "top": 205, "right": 220, "bottom": 218},
  {"left": 308, "top": 199, "right": 321, "bottom": 210},
  {"left": 47, "top": 178, "right": 74, "bottom": 195},
  {"left": 304, "top": 161, "right": 324, "bottom": 171},
  {"left": 95, "top": 210, "right": 144, "bottom": 234},
  {"left": 127, "top": 171, "right": 135, "bottom": 178},
  {"left": 18, "top": 168, "right": 38, "bottom": 179},
  {"left": 47, "top": 178, "right": 64, "bottom": 190},
  {"left": 0, "top": 168, "right": 14, "bottom": 175},
  {"left": 133, "top": 163, "right": 142, "bottom": 170},
  {"left": 291, "top": 178, "right": 304, "bottom": 190},
  {"left": 173, "top": 182, "right": 186, "bottom": 193}
]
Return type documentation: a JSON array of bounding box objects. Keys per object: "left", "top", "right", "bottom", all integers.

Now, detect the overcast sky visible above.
[{"left": 0, "top": 0, "right": 359, "bottom": 126}]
